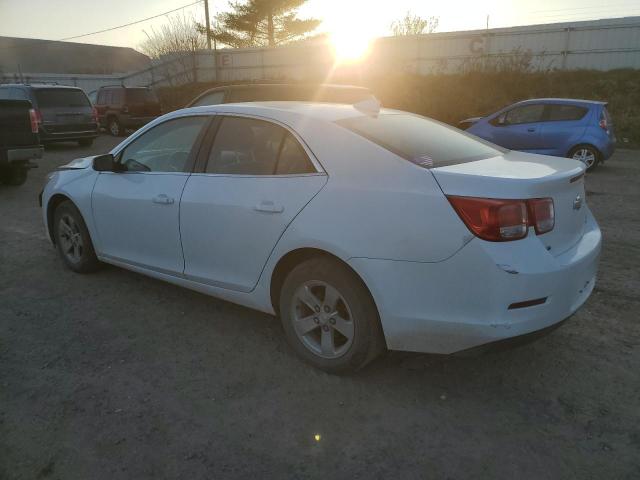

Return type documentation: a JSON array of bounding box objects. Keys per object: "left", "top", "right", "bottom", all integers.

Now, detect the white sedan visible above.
[{"left": 41, "top": 102, "right": 601, "bottom": 373}]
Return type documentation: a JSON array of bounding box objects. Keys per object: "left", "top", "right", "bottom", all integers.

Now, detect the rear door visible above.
[
  {"left": 489, "top": 103, "right": 546, "bottom": 152},
  {"left": 34, "top": 88, "right": 93, "bottom": 130},
  {"left": 180, "top": 115, "right": 327, "bottom": 292},
  {"left": 539, "top": 104, "right": 589, "bottom": 156}
]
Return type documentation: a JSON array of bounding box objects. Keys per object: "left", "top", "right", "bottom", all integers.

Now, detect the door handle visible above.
[
  {"left": 254, "top": 200, "right": 284, "bottom": 213},
  {"left": 527, "top": 127, "right": 537, "bottom": 132},
  {"left": 152, "top": 194, "right": 175, "bottom": 205}
]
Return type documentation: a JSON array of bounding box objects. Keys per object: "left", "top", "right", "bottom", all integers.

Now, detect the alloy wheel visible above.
[
  {"left": 58, "top": 214, "right": 84, "bottom": 264},
  {"left": 572, "top": 148, "right": 596, "bottom": 168},
  {"left": 290, "top": 280, "right": 355, "bottom": 359},
  {"left": 109, "top": 120, "right": 120, "bottom": 136}
]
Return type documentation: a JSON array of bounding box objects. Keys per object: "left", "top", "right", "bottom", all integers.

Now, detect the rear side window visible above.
[
  {"left": 206, "top": 116, "right": 315, "bottom": 175},
  {"left": 34, "top": 89, "right": 90, "bottom": 108},
  {"left": 337, "top": 113, "right": 504, "bottom": 168},
  {"left": 547, "top": 105, "right": 588, "bottom": 122},
  {"left": 111, "top": 89, "right": 124, "bottom": 105}
]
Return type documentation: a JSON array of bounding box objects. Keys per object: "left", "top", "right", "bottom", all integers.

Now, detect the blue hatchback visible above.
[{"left": 460, "top": 98, "right": 616, "bottom": 171}]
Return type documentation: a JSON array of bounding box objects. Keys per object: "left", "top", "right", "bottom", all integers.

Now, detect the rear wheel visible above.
[
  {"left": 279, "top": 257, "right": 385, "bottom": 373},
  {"left": 569, "top": 145, "right": 600, "bottom": 171},
  {"left": 0, "top": 166, "right": 28, "bottom": 186},
  {"left": 53, "top": 201, "right": 101, "bottom": 273},
  {"left": 108, "top": 117, "right": 124, "bottom": 137}
]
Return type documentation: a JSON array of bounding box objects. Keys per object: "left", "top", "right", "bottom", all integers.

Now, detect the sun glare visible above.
[{"left": 329, "top": 29, "right": 374, "bottom": 63}]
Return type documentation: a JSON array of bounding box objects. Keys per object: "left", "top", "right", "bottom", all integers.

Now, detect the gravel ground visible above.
[{"left": 1, "top": 136, "right": 639, "bottom": 479}]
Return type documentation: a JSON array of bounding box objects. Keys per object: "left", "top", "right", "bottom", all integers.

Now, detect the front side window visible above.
[
  {"left": 501, "top": 104, "right": 545, "bottom": 125},
  {"left": 126, "top": 88, "right": 158, "bottom": 104},
  {"left": 338, "top": 113, "right": 504, "bottom": 168},
  {"left": 118, "top": 116, "right": 207, "bottom": 173},
  {"left": 547, "top": 104, "right": 588, "bottom": 122},
  {"left": 206, "top": 116, "right": 314, "bottom": 175}
]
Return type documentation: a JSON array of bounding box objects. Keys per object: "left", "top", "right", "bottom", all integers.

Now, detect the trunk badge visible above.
[{"left": 573, "top": 195, "right": 583, "bottom": 210}]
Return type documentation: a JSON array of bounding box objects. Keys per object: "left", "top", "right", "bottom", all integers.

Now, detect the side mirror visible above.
[{"left": 93, "top": 154, "right": 116, "bottom": 172}]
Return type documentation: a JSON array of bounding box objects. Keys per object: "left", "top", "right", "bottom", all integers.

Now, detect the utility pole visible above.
[{"left": 204, "top": 0, "right": 212, "bottom": 50}]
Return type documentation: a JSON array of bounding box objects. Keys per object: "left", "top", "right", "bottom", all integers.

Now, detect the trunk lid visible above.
[
  {"left": 432, "top": 151, "right": 587, "bottom": 255},
  {"left": 35, "top": 88, "right": 93, "bottom": 127}
]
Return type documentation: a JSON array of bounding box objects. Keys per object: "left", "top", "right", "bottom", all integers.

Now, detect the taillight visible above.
[
  {"left": 528, "top": 198, "right": 555, "bottom": 235},
  {"left": 91, "top": 106, "right": 99, "bottom": 124},
  {"left": 29, "top": 108, "right": 39, "bottom": 133},
  {"left": 599, "top": 112, "right": 608, "bottom": 131},
  {"left": 447, "top": 196, "right": 555, "bottom": 242}
]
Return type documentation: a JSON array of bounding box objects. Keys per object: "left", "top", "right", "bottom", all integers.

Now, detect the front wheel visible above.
[
  {"left": 108, "top": 118, "right": 124, "bottom": 137},
  {"left": 279, "top": 257, "right": 385, "bottom": 374},
  {"left": 569, "top": 145, "right": 600, "bottom": 171},
  {"left": 53, "top": 201, "right": 101, "bottom": 273}
]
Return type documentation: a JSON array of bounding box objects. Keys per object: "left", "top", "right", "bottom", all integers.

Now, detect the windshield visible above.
[
  {"left": 338, "top": 113, "right": 505, "bottom": 168},
  {"left": 34, "top": 89, "right": 90, "bottom": 108},
  {"left": 126, "top": 89, "right": 158, "bottom": 103}
]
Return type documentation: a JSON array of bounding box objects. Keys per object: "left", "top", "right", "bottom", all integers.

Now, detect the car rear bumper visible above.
[
  {"left": 40, "top": 125, "right": 98, "bottom": 142},
  {"left": 349, "top": 208, "right": 601, "bottom": 354},
  {"left": 3, "top": 146, "right": 43, "bottom": 164}
]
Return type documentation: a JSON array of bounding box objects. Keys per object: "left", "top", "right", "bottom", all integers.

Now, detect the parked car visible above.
[
  {"left": 0, "top": 99, "right": 42, "bottom": 185},
  {"left": 94, "top": 85, "right": 161, "bottom": 137},
  {"left": 186, "top": 83, "right": 376, "bottom": 107},
  {"left": 87, "top": 90, "right": 97, "bottom": 105},
  {"left": 0, "top": 84, "right": 98, "bottom": 146},
  {"left": 460, "top": 98, "right": 615, "bottom": 171},
  {"left": 41, "top": 102, "right": 601, "bottom": 373}
]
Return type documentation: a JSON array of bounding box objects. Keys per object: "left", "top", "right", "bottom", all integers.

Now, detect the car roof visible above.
[
  {"left": 180, "top": 101, "right": 392, "bottom": 123},
  {"left": 516, "top": 98, "right": 606, "bottom": 106}
]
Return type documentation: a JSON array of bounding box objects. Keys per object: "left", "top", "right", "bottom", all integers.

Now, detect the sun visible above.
[{"left": 328, "top": 28, "right": 374, "bottom": 64}]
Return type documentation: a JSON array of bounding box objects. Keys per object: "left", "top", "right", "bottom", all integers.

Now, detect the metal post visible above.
[{"left": 204, "top": 0, "right": 212, "bottom": 50}]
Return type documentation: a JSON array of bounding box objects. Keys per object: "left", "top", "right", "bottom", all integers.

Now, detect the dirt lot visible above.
[{"left": 1, "top": 136, "right": 639, "bottom": 479}]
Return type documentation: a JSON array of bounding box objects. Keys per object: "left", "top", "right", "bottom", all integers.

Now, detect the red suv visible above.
[{"left": 95, "top": 86, "right": 161, "bottom": 136}]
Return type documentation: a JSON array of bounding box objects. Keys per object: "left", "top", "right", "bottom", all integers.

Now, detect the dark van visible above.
[{"left": 0, "top": 84, "right": 98, "bottom": 146}]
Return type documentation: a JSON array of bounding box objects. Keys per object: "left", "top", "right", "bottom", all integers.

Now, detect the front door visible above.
[
  {"left": 180, "top": 115, "right": 327, "bottom": 292},
  {"left": 92, "top": 115, "right": 208, "bottom": 274},
  {"left": 489, "top": 103, "right": 546, "bottom": 152}
]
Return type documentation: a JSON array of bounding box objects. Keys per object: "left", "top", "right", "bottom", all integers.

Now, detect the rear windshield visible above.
[
  {"left": 227, "top": 86, "right": 373, "bottom": 104},
  {"left": 337, "top": 113, "right": 505, "bottom": 168},
  {"left": 35, "top": 89, "right": 90, "bottom": 108},
  {"left": 126, "top": 89, "right": 158, "bottom": 103}
]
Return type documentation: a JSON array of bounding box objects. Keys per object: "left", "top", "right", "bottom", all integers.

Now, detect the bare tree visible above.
[
  {"left": 140, "top": 14, "right": 207, "bottom": 84},
  {"left": 390, "top": 11, "right": 439, "bottom": 36}
]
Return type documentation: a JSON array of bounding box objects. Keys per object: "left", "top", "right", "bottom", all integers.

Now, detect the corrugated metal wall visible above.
[{"left": 3, "top": 16, "right": 639, "bottom": 92}]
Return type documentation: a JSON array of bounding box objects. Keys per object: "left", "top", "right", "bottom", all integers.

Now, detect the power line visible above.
[{"left": 58, "top": 0, "right": 203, "bottom": 41}]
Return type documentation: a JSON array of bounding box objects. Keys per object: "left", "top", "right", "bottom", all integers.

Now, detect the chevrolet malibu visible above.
[{"left": 41, "top": 102, "right": 601, "bottom": 373}]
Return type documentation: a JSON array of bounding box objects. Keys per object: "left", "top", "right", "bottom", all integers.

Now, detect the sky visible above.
[{"left": 1, "top": 0, "right": 640, "bottom": 51}]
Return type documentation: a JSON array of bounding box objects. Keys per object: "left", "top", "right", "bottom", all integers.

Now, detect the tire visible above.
[
  {"left": 0, "top": 166, "right": 28, "bottom": 186},
  {"left": 108, "top": 117, "right": 124, "bottom": 137},
  {"left": 53, "top": 201, "right": 101, "bottom": 273},
  {"left": 569, "top": 145, "right": 600, "bottom": 172},
  {"left": 279, "top": 257, "right": 385, "bottom": 374},
  {"left": 78, "top": 138, "right": 94, "bottom": 147}
]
